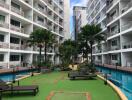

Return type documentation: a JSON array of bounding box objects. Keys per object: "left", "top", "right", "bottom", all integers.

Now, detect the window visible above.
[
  {"left": 38, "top": 16, "right": 44, "bottom": 22},
  {"left": 0, "top": 54, "right": 4, "bottom": 61},
  {"left": 0, "top": 34, "right": 4, "bottom": 42},
  {"left": 112, "top": 55, "right": 118, "bottom": 60},
  {"left": 10, "top": 37, "right": 20, "bottom": 44},
  {"left": 10, "top": 55, "right": 20, "bottom": 61},
  {"left": 11, "top": 2, "right": 20, "bottom": 10},
  {"left": 11, "top": 19, "right": 20, "bottom": 27},
  {"left": 38, "top": 4, "right": 44, "bottom": 10},
  {"left": 0, "top": 15, "right": 5, "bottom": 22},
  {"left": 111, "top": 40, "right": 117, "bottom": 46},
  {"left": 110, "top": 10, "right": 116, "bottom": 17}
]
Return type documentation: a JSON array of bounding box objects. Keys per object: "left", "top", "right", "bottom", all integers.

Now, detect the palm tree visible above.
[
  {"left": 42, "top": 29, "right": 55, "bottom": 62},
  {"left": 28, "top": 28, "right": 45, "bottom": 69},
  {"left": 79, "top": 24, "right": 105, "bottom": 65},
  {"left": 59, "top": 39, "right": 77, "bottom": 68}
]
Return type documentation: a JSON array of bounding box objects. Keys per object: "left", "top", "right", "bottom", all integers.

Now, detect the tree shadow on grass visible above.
[
  {"left": 70, "top": 77, "right": 97, "bottom": 81},
  {"left": 3, "top": 92, "right": 37, "bottom": 98}
]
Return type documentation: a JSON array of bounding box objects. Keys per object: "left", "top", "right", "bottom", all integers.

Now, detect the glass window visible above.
[
  {"left": 0, "top": 15, "right": 5, "bottom": 22},
  {"left": 111, "top": 40, "right": 117, "bottom": 46},
  {"left": 0, "top": 54, "right": 4, "bottom": 61},
  {"left": 11, "top": 2, "right": 20, "bottom": 10},
  {"left": 38, "top": 16, "right": 44, "bottom": 22},
  {"left": 10, "top": 37, "right": 20, "bottom": 44},
  {"left": 38, "top": 4, "right": 44, "bottom": 9},
  {"left": 112, "top": 55, "right": 118, "bottom": 60},
  {"left": 0, "top": 34, "right": 4, "bottom": 42},
  {"left": 11, "top": 19, "right": 20, "bottom": 27},
  {"left": 10, "top": 55, "right": 20, "bottom": 61}
]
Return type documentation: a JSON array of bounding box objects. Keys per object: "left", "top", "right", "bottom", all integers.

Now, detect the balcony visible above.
[
  {"left": 109, "top": 28, "right": 119, "bottom": 37},
  {"left": 0, "top": 62, "right": 8, "bottom": 69},
  {"left": 11, "top": 6, "right": 24, "bottom": 16},
  {"left": 107, "top": 0, "right": 118, "bottom": 10},
  {"left": 108, "top": 15, "right": 118, "bottom": 23},
  {"left": 10, "top": 43, "right": 21, "bottom": 50},
  {"left": 10, "top": 25, "right": 23, "bottom": 33},
  {"left": 9, "top": 61, "right": 21, "bottom": 67},
  {"left": 110, "top": 46, "right": 120, "bottom": 51},
  {"left": 121, "top": 21, "right": 132, "bottom": 32},
  {"left": 22, "top": 0, "right": 32, "bottom": 6},
  {"left": 122, "top": 41, "right": 132, "bottom": 49},
  {"left": 0, "top": 42, "right": 9, "bottom": 49},
  {"left": 21, "top": 45, "right": 32, "bottom": 51},
  {"left": 0, "top": 21, "right": 9, "bottom": 28},
  {"left": 0, "top": 0, "right": 9, "bottom": 9},
  {"left": 121, "top": 1, "right": 132, "bottom": 14},
  {"left": 36, "top": 21, "right": 47, "bottom": 27},
  {"left": 36, "top": 6, "right": 47, "bottom": 15}
]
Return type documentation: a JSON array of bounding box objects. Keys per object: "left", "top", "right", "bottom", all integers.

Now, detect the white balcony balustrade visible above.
[
  {"left": 123, "top": 41, "right": 132, "bottom": 49},
  {"left": 0, "top": 0, "right": 9, "bottom": 9},
  {"left": 10, "top": 25, "right": 22, "bottom": 33},
  {"left": 11, "top": 6, "right": 24, "bottom": 16},
  {"left": 0, "top": 42, "right": 9, "bottom": 49},
  {"left": 121, "top": 1, "right": 132, "bottom": 14},
  {"left": 10, "top": 43, "right": 21, "bottom": 50},
  {"left": 121, "top": 21, "right": 132, "bottom": 32},
  {"left": 0, "top": 21, "right": 9, "bottom": 28}
]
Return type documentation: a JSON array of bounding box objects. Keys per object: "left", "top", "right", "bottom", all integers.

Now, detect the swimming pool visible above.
[
  {"left": 96, "top": 65, "right": 132, "bottom": 100},
  {"left": 0, "top": 68, "right": 38, "bottom": 82},
  {"left": 0, "top": 71, "right": 30, "bottom": 82}
]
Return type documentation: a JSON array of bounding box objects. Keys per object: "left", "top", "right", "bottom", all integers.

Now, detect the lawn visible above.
[{"left": 3, "top": 72, "right": 119, "bottom": 100}]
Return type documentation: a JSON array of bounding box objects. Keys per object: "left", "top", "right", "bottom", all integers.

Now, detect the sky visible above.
[{"left": 70, "top": 0, "right": 87, "bottom": 33}]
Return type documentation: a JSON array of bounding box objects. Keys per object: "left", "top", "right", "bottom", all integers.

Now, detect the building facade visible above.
[
  {"left": 63, "top": 0, "right": 70, "bottom": 40},
  {"left": 73, "top": 6, "right": 87, "bottom": 40},
  {"left": 87, "top": 0, "right": 132, "bottom": 67},
  {"left": 0, "top": 0, "right": 67, "bottom": 69}
]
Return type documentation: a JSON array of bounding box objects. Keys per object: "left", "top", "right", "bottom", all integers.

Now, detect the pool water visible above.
[
  {"left": 0, "top": 71, "right": 30, "bottom": 82},
  {"left": 96, "top": 65, "right": 132, "bottom": 100}
]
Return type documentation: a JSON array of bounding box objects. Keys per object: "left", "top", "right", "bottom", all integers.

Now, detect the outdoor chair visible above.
[{"left": 0, "top": 79, "right": 39, "bottom": 99}]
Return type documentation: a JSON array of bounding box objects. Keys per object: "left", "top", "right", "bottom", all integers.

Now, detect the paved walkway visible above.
[{"left": 97, "top": 64, "right": 132, "bottom": 73}]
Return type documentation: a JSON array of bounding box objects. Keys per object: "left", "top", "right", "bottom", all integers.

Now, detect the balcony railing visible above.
[
  {"left": 10, "top": 43, "right": 21, "bottom": 50},
  {"left": 11, "top": 6, "right": 24, "bottom": 16},
  {"left": 36, "top": 21, "right": 47, "bottom": 27},
  {"left": 121, "top": 22, "right": 132, "bottom": 32},
  {"left": 0, "top": 1, "right": 9, "bottom": 9},
  {"left": 10, "top": 25, "right": 21, "bottom": 32},
  {"left": 109, "top": 28, "right": 119, "bottom": 37},
  {"left": 121, "top": 1, "right": 132, "bottom": 14},
  {"left": 0, "top": 21, "right": 9, "bottom": 28},
  {"left": 0, "top": 42, "right": 9, "bottom": 49},
  {"left": 107, "top": 0, "right": 118, "bottom": 10},
  {"left": 21, "top": 45, "right": 32, "bottom": 51},
  {"left": 22, "top": 0, "right": 32, "bottom": 6},
  {"left": 122, "top": 41, "right": 132, "bottom": 49},
  {"left": 36, "top": 7, "right": 47, "bottom": 15},
  {"left": 0, "top": 62, "right": 8, "bottom": 69},
  {"left": 108, "top": 15, "right": 118, "bottom": 23},
  {"left": 110, "top": 46, "right": 120, "bottom": 51},
  {"left": 9, "top": 61, "right": 21, "bottom": 67}
]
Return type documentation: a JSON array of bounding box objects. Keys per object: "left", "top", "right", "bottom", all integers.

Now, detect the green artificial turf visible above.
[
  {"left": 3, "top": 72, "right": 119, "bottom": 100},
  {"left": 52, "top": 92, "right": 86, "bottom": 100}
]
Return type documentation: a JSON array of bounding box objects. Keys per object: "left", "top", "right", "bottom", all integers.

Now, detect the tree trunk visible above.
[
  {"left": 90, "top": 42, "right": 93, "bottom": 66},
  {"left": 44, "top": 43, "right": 47, "bottom": 62},
  {"left": 38, "top": 46, "right": 42, "bottom": 72},
  {"left": 39, "top": 46, "right": 42, "bottom": 65}
]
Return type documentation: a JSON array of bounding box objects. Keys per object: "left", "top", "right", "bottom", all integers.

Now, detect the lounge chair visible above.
[
  {"left": 0, "top": 79, "right": 39, "bottom": 98},
  {"left": 68, "top": 67, "right": 97, "bottom": 80}
]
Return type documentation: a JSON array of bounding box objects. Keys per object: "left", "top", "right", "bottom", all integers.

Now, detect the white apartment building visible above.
[
  {"left": 73, "top": 6, "right": 87, "bottom": 40},
  {"left": 0, "top": 0, "right": 68, "bottom": 69},
  {"left": 87, "top": 0, "right": 132, "bottom": 68},
  {"left": 63, "top": 0, "right": 70, "bottom": 40}
]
